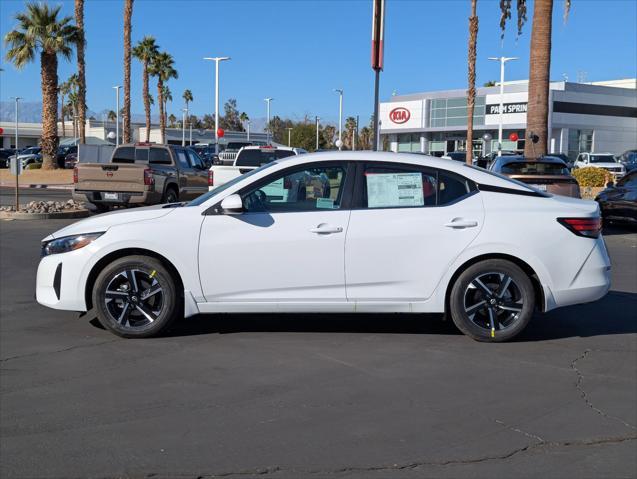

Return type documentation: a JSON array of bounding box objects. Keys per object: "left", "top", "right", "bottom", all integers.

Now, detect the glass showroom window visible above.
[
  {"left": 398, "top": 133, "right": 421, "bottom": 153},
  {"left": 568, "top": 129, "right": 594, "bottom": 160}
]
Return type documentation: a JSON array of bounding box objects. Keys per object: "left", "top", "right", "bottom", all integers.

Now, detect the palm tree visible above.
[
  {"left": 74, "top": 0, "right": 86, "bottom": 144},
  {"left": 149, "top": 51, "right": 177, "bottom": 144},
  {"left": 168, "top": 113, "right": 176, "bottom": 128},
  {"left": 500, "top": 0, "right": 571, "bottom": 157},
  {"left": 162, "top": 85, "right": 172, "bottom": 126},
  {"left": 132, "top": 36, "right": 158, "bottom": 142},
  {"left": 344, "top": 116, "right": 357, "bottom": 150},
  {"left": 107, "top": 110, "right": 117, "bottom": 122},
  {"left": 58, "top": 79, "right": 70, "bottom": 138},
  {"left": 183, "top": 89, "right": 193, "bottom": 135},
  {"left": 123, "top": 0, "right": 134, "bottom": 143},
  {"left": 4, "top": 3, "right": 80, "bottom": 169},
  {"left": 466, "top": 0, "right": 478, "bottom": 165},
  {"left": 148, "top": 93, "right": 154, "bottom": 106},
  {"left": 66, "top": 73, "right": 80, "bottom": 140}
]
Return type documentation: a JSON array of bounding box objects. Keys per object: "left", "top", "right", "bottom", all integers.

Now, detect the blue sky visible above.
[{"left": 1, "top": 0, "right": 636, "bottom": 126}]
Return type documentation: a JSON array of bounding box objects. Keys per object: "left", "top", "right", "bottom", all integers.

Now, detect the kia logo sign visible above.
[{"left": 389, "top": 107, "right": 410, "bottom": 124}]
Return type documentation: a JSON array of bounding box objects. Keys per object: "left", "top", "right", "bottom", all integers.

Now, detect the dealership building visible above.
[{"left": 379, "top": 79, "right": 637, "bottom": 159}]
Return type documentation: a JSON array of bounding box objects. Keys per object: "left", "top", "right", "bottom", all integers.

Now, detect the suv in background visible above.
[
  {"left": 573, "top": 152, "right": 626, "bottom": 179},
  {"left": 217, "top": 141, "right": 257, "bottom": 165},
  {"left": 617, "top": 149, "right": 637, "bottom": 172}
]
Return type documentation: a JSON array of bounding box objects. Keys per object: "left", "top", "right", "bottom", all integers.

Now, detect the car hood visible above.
[{"left": 43, "top": 204, "right": 177, "bottom": 241}]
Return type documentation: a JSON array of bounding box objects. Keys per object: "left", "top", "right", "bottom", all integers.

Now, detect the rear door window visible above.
[
  {"left": 363, "top": 166, "right": 437, "bottom": 208},
  {"left": 187, "top": 149, "right": 204, "bottom": 169},
  {"left": 149, "top": 148, "right": 172, "bottom": 165}
]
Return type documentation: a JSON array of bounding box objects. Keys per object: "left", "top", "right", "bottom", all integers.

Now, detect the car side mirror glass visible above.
[{"left": 220, "top": 194, "right": 243, "bottom": 215}]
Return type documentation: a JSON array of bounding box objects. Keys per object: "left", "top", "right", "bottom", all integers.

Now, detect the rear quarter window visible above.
[{"left": 112, "top": 146, "right": 135, "bottom": 163}]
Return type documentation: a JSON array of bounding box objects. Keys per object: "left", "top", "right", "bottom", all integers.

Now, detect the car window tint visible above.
[
  {"left": 176, "top": 150, "right": 190, "bottom": 169},
  {"left": 500, "top": 161, "right": 569, "bottom": 175},
  {"left": 187, "top": 150, "right": 203, "bottom": 169},
  {"left": 438, "top": 171, "right": 471, "bottom": 205},
  {"left": 275, "top": 150, "right": 296, "bottom": 160},
  {"left": 235, "top": 149, "right": 278, "bottom": 167},
  {"left": 135, "top": 148, "right": 149, "bottom": 163},
  {"left": 149, "top": 148, "right": 171, "bottom": 164},
  {"left": 112, "top": 146, "right": 135, "bottom": 163},
  {"left": 242, "top": 164, "right": 347, "bottom": 213},
  {"left": 364, "top": 166, "right": 437, "bottom": 208}
]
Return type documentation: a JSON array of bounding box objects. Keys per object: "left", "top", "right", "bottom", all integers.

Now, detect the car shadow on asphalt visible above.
[{"left": 152, "top": 290, "right": 637, "bottom": 342}]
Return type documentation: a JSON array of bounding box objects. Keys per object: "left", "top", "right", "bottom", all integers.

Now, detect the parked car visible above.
[
  {"left": 0, "top": 148, "right": 16, "bottom": 168},
  {"left": 617, "top": 149, "right": 637, "bottom": 172},
  {"left": 549, "top": 153, "right": 573, "bottom": 169},
  {"left": 442, "top": 151, "right": 471, "bottom": 163},
  {"left": 190, "top": 144, "right": 217, "bottom": 167},
  {"left": 64, "top": 151, "right": 78, "bottom": 169},
  {"left": 37, "top": 151, "right": 609, "bottom": 342},
  {"left": 72, "top": 143, "right": 209, "bottom": 212},
  {"left": 573, "top": 152, "right": 626, "bottom": 179},
  {"left": 217, "top": 141, "right": 257, "bottom": 165},
  {"left": 57, "top": 145, "right": 77, "bottom": 168},
  {"left": 489, "top": 155, "right": 580, "bottom": 198},
  {"left": 477, "top": 150, "right": 520, "bottom": 169},
  {"left": 15, "top": 146, "right": 42, "bottom": 168},
  {"left": 209, "top": 145, "right": 306, "bottom": 189},
  {"left": 595, "top": 170, "right": 637, "bottom": 225}
]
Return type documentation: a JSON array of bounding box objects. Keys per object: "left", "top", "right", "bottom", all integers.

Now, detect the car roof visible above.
[
  {"left": 498, "top": 155, "right": 567, "bottom": 165},
  {"left": 240, "top": 145, "right": 297, "bottom": 151}
]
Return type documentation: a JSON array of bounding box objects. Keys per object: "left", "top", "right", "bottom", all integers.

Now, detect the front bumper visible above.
[{"left": 36, "top": 249, "right": 90, "bottom": 312}]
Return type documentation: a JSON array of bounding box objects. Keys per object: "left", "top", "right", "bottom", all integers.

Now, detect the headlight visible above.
[{"left": 41, "top": 232, "right": 104, "bottom": 257}]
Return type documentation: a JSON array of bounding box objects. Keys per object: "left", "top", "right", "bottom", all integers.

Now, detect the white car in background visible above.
[
  {"left": 209, "top": 145, "right": 306, "bottom": 189},
  {"left": 573, "top": 152, "right": 626, "bottom": 179},
  {"left": 36, "top": 152, "right": 610, "bottom": 342}
]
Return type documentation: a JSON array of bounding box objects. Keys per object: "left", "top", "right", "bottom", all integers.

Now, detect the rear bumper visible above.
[
  {"left": 73, "top": 190, "right": 162, "bottom": 205},
  {"left": 546, "top": 236, "right": 611, "bottom": 310}
]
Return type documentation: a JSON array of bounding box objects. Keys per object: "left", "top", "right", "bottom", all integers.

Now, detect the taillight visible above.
[
  {"left": 143, "top": 168, "right": 154, "bottom": 186},
  {"left": 208, "top": 170, "right": 213, "bottom": 186},
  {"left": 557, "top": 217, "right": 602, "bottom": 238},
  {"left": 73, "top": 167, "right": 78, "bottom": 184}
]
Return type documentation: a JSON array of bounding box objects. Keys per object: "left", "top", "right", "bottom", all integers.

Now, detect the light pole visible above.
[
  {"left": 113, "top": 85, "right": 122, "bottom": 145},
  {"left": 334, "top": 88, "right": 343, "bottom": 150},
  {"left": 189, "top": 120, "right": 193, "bottom": 146},
  {"left": 315, "top": 116, "right": 320, "bottom": 151},
  {"left": 246, "top": 120, "right": 251, "bottom": 141},
  {"left": 182, "top": 108, "right": 187, "bottom": 146},
  {"left": 264, "top": 98, "right": 273, "bottom": 144},
  {"left": 286, "top": 127, "right": 293, "bottom": 146},
  {"left": 488, "top": 56, "right": 518, "bottom": 156},
  {"left": 203, "top": 56, "right": 231, "bottom": 155},
  {"left": 12, "top": 97, "right": 22, "bottom": 211}
]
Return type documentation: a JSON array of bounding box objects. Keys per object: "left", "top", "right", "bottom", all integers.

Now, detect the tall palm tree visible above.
[
  {"left": 58, "top": 79, "right": 70, "bottom": 138},
  {"left": 4, "top": 2, "right": 80, "bottom": 169},
  {"left": 149, "top": 51, "right": 177, "bottom": 144},
  {"left": 465, "top": 0, "right": 478, "bottom": 165},
  {"left": 162, "top": 85, "right": 172, "bottom": 126},
  {"left": 123, "top": 0, "right": 134, "bottom": 143},
  {"left": 74, "top": 0, "right": 86, "bottom": 144},
  {"left": 500, "top": 0, "right": 571, "bottom": 157},
  {"left": 66, "top": 73, "right": 80, "bottom": 139},
  {"left": 168, "top": 113, "right": 176, "bottom": 128},
  {"left": 132, "top": 36, "right": 158, "bottom": 142},
  {"left": 183, "top": 89, "right": 193, "bottom": 134}
]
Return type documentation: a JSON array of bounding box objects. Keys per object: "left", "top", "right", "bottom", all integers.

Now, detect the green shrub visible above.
[
  {"left": 572, "top": 166, "right": 611, "bottom": 187},
  {"left": 25, "top": 163, "right": 42, "bottom": 170}
]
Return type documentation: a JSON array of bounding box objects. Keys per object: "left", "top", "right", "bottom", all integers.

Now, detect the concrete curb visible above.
[
  {"left": 0, "top": 183, "right": 74, "bottom": 190},
  {"left": 0, "top": 209, "right": 89, "bottom": 220}
]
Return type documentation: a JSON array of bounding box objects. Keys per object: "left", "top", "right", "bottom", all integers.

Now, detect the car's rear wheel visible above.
[
  {"left": 163, "top": 187, "right": 178, "bottom": 204},
  {"left": 92, "top": 255, "right": 180, "bottom": 338},
  {"left": 449, "top": 259, "right": 535, "bottom": 342}
]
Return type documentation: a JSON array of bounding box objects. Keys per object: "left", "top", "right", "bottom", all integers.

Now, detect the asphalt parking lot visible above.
[{"left": 1, "top": 216, "right": 636, "bottom": 478}]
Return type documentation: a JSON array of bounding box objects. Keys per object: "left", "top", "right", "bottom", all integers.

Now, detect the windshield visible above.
[
  {"left": 235, "top": 149, "right": 279, "bottom": 167},
  {"left": 590, "top": 155, "right": 616, "bottom": 164},
  {"left": 187, "top": 161, "right": 277, "bottom": 207},
  {"left": 501, "top": 161, "right": 569, "bottom": 175},
  {"left": 23, "top": 147, "right": 40, "bottom": 154}
]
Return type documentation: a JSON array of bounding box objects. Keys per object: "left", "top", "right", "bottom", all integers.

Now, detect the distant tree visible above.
[
  {"left": 148, "top": 93, "right": 154, "bottom": 106},
  {"left": 483, "top": 80, "right": 497, "bottom": 87},
  {"left": 168, "top": 113, "right": 176, "bottom": 128},
  {"left": 220, "top": 98, "right": 244, "bottom": 131},
  {"left": 358, "top": 126, "right": 372, "bottom": 150},
  {"left": 202, "top": 114, "right": 215, "bottom": 130},
  {"left": 289, "top": 122, "right": 320, "bottom": 151},
  {"left": 149, "top": 51, "right": 177, "bottom": 144},
  {"left": 189, "top": 115, "right": 202, "bottom": 129},
  {"left": 107, "top": 110, "right": 116, "bottom": 122},
  {"left": 343, "top": 116, "right": 357, "bottom": 150},
  {"left": 132, "top": 36, "right": 159, "bottom": 142},
  {"left": 58, "top": 79, "right": 71, "bottom": 137},
  {"left": 4, "top": 2, "right": 80, "bottom": 169},
  {"left": 321, "top": 124, "right": 336, "bottom": 149},
  {"left": 162, "top": 85, "right": 172, "bottom": 125}
]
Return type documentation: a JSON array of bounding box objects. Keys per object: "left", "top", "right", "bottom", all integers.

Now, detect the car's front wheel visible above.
[
  {"left": 92, "top": 255, "right": 180, "bottom": 338},
  {"left": 449, "top": 259, "right": 535, "bottom": 342}
]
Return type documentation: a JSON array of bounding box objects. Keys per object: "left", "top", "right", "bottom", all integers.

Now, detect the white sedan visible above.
[{"left": 36, "top": 152, "right": 611, "bottom": 342}]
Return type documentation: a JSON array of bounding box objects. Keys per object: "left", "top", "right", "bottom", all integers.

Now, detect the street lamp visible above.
[
  {"left": 181, "top": 108, "right": 187, "bottom": 146},
  {"left": 246, "top": 120, "right": 251, "bottom": 141},
  {"left": 203, "top": 56, "right": 231, "bottom": 155},
  {"left": 11, "top": 96, "right": 22, "bottom": 211},
  {"left": 488, "top": 56, "right": 518, "bottom": 156},
  {"left": 315, "top": 116, "right": 320, "bottom": 151},
  {"left": 264, "top": 98, "right": 273, "bottom": 144},
  {"left": 286, "top": 127, "right": 293, "bottom": 146},
  {"left": 113, "top": 85, "right": 122, "bottom": 145},
  {"left": 334, "top": 88, "right": 343, "bottom": 150}
]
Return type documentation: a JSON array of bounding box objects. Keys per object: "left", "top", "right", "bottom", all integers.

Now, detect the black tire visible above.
[
  {"left": 92, "top": 255, "right": 180, "bottom": 338},
  {"left": 449, "top": 259, "right": 535, "bottom": 342},
  {"left": 92, "top": 203, "right": 110, "bottom": 213},
  {"left": 163, "top": 187, "right": 178, "bottom": 204}
]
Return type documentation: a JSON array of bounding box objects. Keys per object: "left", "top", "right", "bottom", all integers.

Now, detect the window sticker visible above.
[
  {"left": 366, "top": 172, "right": 424, "bottom": 208},
  {"left": 262, "top": 178, "right": 288, "bottom": 202},
  {"left": 316, "top": 197, "right": 335, "bottom": 209}
]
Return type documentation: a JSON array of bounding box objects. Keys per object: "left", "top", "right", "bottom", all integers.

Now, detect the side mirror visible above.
[{"left": 220, "top": 194, "right": 243, "bottom": 215}]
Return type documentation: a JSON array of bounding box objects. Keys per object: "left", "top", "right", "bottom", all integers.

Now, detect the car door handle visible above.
[
  {"left": 310, "top": 224, "right": 343, "bottom": 234},
  {"left": 444, "top": 218, "right": 478, "bottom": 229}
]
